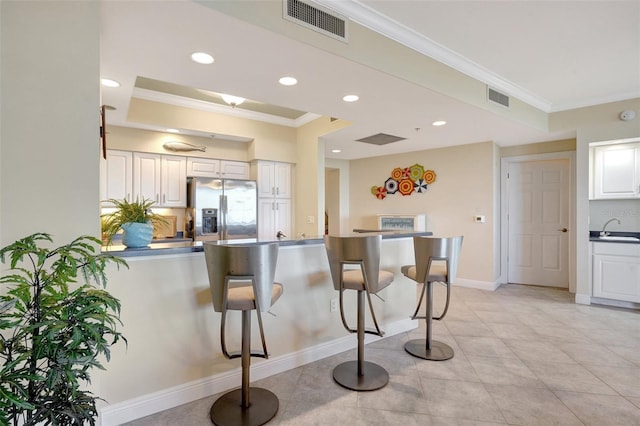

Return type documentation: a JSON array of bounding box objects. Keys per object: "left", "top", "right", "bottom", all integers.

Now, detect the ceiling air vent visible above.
[
  {"left": 283, "top": 0, "right": 348, "bottom": 42},
  {"left": 356, "top": 133, "right": 406, "bottom": 146},
  {"left": 487, "top": 87, "right": 510, "bottom": 108}
]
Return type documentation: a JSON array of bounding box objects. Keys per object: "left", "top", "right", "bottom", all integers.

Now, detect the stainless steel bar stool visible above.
[
  {"left": 204, "top": 242, "right": 283, "bottom": 426},
  {"left": 401, "top": 236, "right": 463, "bottom": 361},
  {"left": 324, "top": 234, "right": 394, "bottom": 391}
]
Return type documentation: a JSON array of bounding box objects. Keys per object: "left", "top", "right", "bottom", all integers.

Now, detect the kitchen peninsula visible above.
[{"left": 99, "top": 231, "right": 432, "bottom": 425}]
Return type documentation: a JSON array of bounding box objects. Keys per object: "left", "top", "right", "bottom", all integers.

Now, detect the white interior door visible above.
[{"left": 507, "top": 159, "right": 569, "bottom": 287}]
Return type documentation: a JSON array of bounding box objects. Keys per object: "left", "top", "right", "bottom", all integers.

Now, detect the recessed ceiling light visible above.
[
  {"left": 101, "top": 78, "right": 120, "bottom": 88},
  {"left": 279, "top": 76, "right": 297, "bottom": 86},
  {"left": 166, "top": 128, "right": 180, "bottom": 133},
  {"left": 432, "top": 120, "right": 447, "bottom": 126},
  {"left": 191, "top": 52, "right": 214, "bottom": 64},
  {"left": 331, "top": 149, "right": 341, "bottom": 153},
  {"left": 343, "top": 95, "right": 359, "bottom": 102}
]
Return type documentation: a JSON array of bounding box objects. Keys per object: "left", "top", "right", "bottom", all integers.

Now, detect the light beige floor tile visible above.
[
  {"left": 502, "top": 338, "right": 576, "bottom": 364},
  {"left": 419, "top": 378, "right": 506, "bottom": 423},
  {"left": 445, "top": 320, "right": 497, "bottom": 337},
  {"left": 357, "top": 374, "right": 429, "bottom": 415},
  {"left": 608, "top": 345, "right": 640, "bottom": 367},
  {"left": 454, "top": 336, "right": 517, "bottom": 358},
  {"left": 467, "top": 355, "right": 545, "bottom": 388},
  {"left": 523, "top": 359, "right": 616, "bottom": 394},
  {"left": 585, "top": 364, "right": 640, "bottom": 397},
  {"left": 485, "top": 322, "right": 539, "bottom": 340},
  {"left": 473, "top": 309, "right": 523, "bottom": 324},
  {"left": 354, "top": 407, "right": 422, "bottom": 426},
  {"left": 278, "top": 401, "right": 362, "bottom": 425},
  {"left": 627, "top": 396, "right": 640, "bottom": 409},
  {"left": 415, "top": 351, "right": 481, "bottom": 382},
  {"left": 558, "top": 342, "right": 635, "bottom": 367},
  {"left": 418, "top": 415, "right": 508, "bottom": 425},
  {"left": 361, "top": 347, "right": 419, "bottom": 376},
  {"left": 484, "top": 384, "right": 584, "bottom": 426},
  {"left": 554, "top": 390, "right": 640, "bottom": 426}
]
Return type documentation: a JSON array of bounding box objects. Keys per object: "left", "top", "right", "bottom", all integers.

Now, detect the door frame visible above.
[{"left": 500, "top": 151, "right": 576, "bottom": 293}]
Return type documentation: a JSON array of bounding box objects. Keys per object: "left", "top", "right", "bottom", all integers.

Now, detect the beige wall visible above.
[
  {"left": 349, "top": 141, "right": 498, "bottom": 284},
  {"left": 501, "top": 138, "right": 576, "bottom": 157},
  {"left": 106, "top": 126, "right": 249, "bottom": 161},
  {"left": 128, "top": 98, "right": 298, "bottom": 163},
  {"left": 1, "top": 1, "right": 100, "bottom": 245}
]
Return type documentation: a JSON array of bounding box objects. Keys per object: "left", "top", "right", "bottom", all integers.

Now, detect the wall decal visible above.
[{"left": 371, "top": 163, "right": 436, "bottom": 199}]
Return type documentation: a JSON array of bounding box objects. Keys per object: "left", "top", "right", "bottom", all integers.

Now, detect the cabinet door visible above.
[
  {"left": 258, "top": 198, "right": 276, "bottom": 240},
  {"left": 133, "top": 153, "right": 162, "bottom": 204},
  {"left": 101, "top": 150, "right": 132, "bottom": 205},
  {"left": 593, "top": 253, "right": 640, "bottom": 302},
  {"left": 161, "top": 155, "right": 187, "bottom": 207},
  {"left": 220, "top": 160, "right": 250, "bottom": 180},
  {"left": 274, "top": 199, "right": 291, "bottom": 238},
  {"left": 187, "top": 158, "right": 220, "bottom": 178},
  {"left": 256, "top": 162, "right": 276, "bottom": 197},
  {"left": 593, "top": 144, "right": 639, "bottom": 199},
  {"left": 274, "top": 163, "right": 292, "bottom": 198}
]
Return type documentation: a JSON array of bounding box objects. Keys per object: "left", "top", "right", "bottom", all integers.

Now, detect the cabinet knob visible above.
[{"left": 558, "top": 227, "right": 568, "bottom": 232}]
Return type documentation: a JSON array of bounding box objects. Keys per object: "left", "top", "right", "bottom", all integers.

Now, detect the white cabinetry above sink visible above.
[{"left": 591, "top": 142, "right": 640, "bottom": 199}]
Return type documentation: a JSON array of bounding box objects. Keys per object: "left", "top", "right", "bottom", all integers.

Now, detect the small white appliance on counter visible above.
[{"left": 377, "top": 214, "right": 426, "bottom": 231}]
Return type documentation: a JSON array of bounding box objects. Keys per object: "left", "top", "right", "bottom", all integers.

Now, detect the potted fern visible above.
[
  {"left": 0, "top": 233, "right": 128, "bottom": 425},
  {"left": 101, "top": 197, "right": 167, "bottom": 248}
]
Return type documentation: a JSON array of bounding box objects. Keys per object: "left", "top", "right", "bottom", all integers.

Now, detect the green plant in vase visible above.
[
  {"left": 0, "top": 233, "right": 128, "bottom": 426},
  {"left": 101, "top": 197, "right": 167, "bottom": 248}
]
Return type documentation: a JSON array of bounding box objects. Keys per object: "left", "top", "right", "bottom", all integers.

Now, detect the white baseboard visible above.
[
  {"left": 100, "top": 318, "right": 417, "bottom": 425},
  {"left": 455, "top": 278, "right": 500, "bottom": 291},
  {"left": 590, "top": 297, "right": 639, "bottom": 310},
  {"left": 574, "top": 293, "right": 591, "bottom": 305}
]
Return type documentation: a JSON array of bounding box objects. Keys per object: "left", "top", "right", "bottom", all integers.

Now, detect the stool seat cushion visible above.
[
  {"left": 342, "top": 269, "right": 394, "bottom": 293},
  {"left": 402, "top": 265, "right": 447, "bottom": 283},
  {"left": 226, "top": 282, "right": 283, "bottom": 311}
]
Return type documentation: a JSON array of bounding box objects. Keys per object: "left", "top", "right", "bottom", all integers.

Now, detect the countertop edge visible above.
[{"left": 102, "top": 231, "right": 434, "bottom": 258}]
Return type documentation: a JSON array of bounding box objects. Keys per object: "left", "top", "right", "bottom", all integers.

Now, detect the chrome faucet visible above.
[{"left": 600, "top": 218, "right": 621, "bottom": 237}]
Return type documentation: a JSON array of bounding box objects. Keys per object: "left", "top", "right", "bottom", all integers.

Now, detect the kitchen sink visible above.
[{"left": 598, "top": 236, "right": 640, "bottom": 242}]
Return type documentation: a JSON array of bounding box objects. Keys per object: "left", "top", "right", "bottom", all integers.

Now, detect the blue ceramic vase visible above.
[{"left": 121, "top": 222, "right": 153, "bottom": 248}]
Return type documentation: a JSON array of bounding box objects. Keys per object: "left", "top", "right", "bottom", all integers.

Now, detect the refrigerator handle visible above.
[{"left": 220, "top": 194, "right": 228, "bottom": 240}]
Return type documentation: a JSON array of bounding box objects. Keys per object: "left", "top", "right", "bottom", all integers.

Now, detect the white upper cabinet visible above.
[
  {"left": 133, "top": 153, "right": 186, "bottom": 207},
  {"left": 592, "top": 143, "right": 640, "bottom": 199},
  {"left": 254, "top": 161, "right": 292, "bottom": 199},
  {"left": 100, "top": 150, "right": 133, "bottom": 206},
  {"left": 220, "top": 160, "right": 250, "bottom": 180},
  {"left": 187, "top": 158, "right": 249, "bottom": 180}
]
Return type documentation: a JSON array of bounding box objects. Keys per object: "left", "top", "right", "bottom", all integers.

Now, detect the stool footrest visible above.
[
  {"left": 226, "top": 351, "right": 268, "bottom": 360},
  {"left": 210, "top": 387, "right": 278, "bottom": 426}
]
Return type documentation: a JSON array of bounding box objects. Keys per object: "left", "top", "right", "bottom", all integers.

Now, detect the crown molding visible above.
[{"left": 313, "top": 0, "right": 553, "bottom": 112}]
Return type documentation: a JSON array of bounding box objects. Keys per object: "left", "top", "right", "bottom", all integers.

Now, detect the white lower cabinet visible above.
[
  {"left": 258, "top": 198, "right": 291, "bottom": 240},
  {"left": 592, "top": 242, "right": 640, "bottom": 302}
]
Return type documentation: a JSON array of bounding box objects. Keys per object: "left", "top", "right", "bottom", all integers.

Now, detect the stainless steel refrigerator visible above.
[{"left": 187, "top": 178, "right": 257, "bottom": 241}]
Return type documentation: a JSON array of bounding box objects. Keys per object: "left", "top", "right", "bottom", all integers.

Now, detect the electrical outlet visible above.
[
  {"left": 330, "top": 298, "right": 338, "bottom": 312},
  {"left": 307, "top": 215, "right": 315, "bottom": 224}
]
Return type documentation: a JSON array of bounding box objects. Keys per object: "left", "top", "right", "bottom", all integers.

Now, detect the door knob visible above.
[{"left": 558, "top": 228, "right": 568, "bottom": 232}]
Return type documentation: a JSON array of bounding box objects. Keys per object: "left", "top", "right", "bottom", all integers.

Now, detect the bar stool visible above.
[
  {"left": 401, "top": 236, "right": 463, "bottom": 361},
  {"left": 203, "top": 242, "right": 283, "bottom": 426},
  {"left": 324, "top": 234, "right": 394, "bottom": 391}
]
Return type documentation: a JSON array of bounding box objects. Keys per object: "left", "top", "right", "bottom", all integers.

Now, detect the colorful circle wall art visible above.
[{"left": 372, "top": 163, "right": 435, "bottom": 199}]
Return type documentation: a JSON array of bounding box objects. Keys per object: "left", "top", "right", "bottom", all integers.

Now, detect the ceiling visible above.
[{"left": 100, "top": 0, "right": 640, "bottom": 160}]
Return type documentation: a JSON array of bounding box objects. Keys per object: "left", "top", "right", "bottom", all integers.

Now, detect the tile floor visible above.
[{"left": 123, "top": 284, "right": 640, "bottom": 425}]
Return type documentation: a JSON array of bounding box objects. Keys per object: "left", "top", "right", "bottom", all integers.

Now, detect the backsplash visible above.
[{"left": 589, "top": 199, "right": 640, "bottom": 231}]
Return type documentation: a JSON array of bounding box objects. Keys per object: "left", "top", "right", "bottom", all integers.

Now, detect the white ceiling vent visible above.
[
  {"left": 487, "top": 87, "right": 510, "bottom": 108},
  {"left": 283, "top": 0, "right": 348, "bottom": 42}
]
